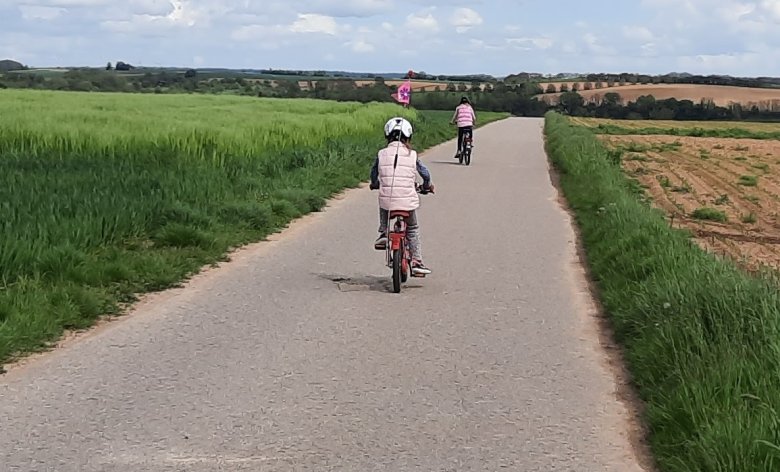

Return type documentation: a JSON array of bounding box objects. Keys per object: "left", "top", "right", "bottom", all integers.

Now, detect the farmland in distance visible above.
[{"left": 594, "top": 120, "right": 780, "bottom": 272}]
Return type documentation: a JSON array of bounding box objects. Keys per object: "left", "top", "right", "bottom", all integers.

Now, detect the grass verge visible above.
[
  {"left": 0, "top": 92, "right": 506, "bottom": 368},
  {"left": 592, "top": 123, "right": 780, "bottom": 140},
  {"left": 545, "top": 111, "right": 780, "bottom": 471}
]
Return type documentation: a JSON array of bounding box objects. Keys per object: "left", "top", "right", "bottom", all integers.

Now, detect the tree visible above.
[
  {"left": 106, "top": 62, "right": 112, "bottom": 71},
  {"left": 595, "top": 81, "right": 604, "bottom": 89},
  {"left": 572, "top": 82, "right": 580, "bottom": 91},
  {"left": 115, "top": 61, "right": 134, "bottom": 71},
  {"left": 184, "top": 69, "right": 197, "bottom": 78},
  {"left": 0, "top": 59, "right": 25, "bottom": 72},
  {"left": 559, "top": 91, "right": 584, "bottom": 115},
  {"left": 546, "top": 83, "right": 557, "bottom": 93},
  {"left": 584, "top": 82, "right": 593, "bottom": 90},
  {"left": 603, "top": 92, "right": 621, "bottom": 105},
  {"left": 559, "top": 83, "right": 569, "bottom": 92}
]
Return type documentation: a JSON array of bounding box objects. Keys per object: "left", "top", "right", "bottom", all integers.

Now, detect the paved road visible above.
[{"left": 1, "top": 118, "right": 646, "bottom": 471}]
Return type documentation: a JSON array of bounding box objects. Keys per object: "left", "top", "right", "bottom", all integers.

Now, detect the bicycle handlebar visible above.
[{"left": 417, "top": 184, "right": 434, "bottom": 195}]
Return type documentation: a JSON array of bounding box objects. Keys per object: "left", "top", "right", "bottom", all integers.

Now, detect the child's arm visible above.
[
  {"left": 450, "top": 107, "right": 458, "bottom": 124},
  {"left": 416, "top": 160, "right": 431, "bottom": 186},
  {"left": 369, "top": 156, "right": 380, "bottom": 188}
]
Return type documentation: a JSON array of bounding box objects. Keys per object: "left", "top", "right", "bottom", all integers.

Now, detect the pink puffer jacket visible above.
[
  {"left": 377, "top": 143, "right": 419, "bottom": 211},
  {"left": 454, "top": 104, "right": 475, "bottom": 127}
]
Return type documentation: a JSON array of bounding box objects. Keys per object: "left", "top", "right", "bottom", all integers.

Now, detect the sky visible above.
[{"left": 1, "top": 0, "right": 780, "bottom": 76}]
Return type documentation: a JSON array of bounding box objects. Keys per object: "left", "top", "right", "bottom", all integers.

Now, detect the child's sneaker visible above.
[
  {"left": 411, "top": 260, "right": 431, "bottom": 275},
  {"left": 374, "top": 233, "right": 387, "bottom": 250}
]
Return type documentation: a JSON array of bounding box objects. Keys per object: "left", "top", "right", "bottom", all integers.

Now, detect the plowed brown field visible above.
[{"left": 602, "top": 134, "right": 780, "bottom": 272}]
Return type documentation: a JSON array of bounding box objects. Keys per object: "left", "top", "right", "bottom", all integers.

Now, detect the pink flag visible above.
[{"left": 391, "top": 79, "right": 412, "bottom": 105}]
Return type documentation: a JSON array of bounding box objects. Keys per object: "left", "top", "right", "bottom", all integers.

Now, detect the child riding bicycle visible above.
[
  {"left": 451, "top": 96, "right": 476, "bottom": 158},
  {"left": 369, "top": 117, "right": 433, "bottom": 275}
]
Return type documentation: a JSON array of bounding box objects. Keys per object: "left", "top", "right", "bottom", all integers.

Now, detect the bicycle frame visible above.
[
  {"left": 386, "top": 213, "right": 410, "bottom": 266},
  {"left": 462, "top": 129, "right": 472, "bottom": 150}
]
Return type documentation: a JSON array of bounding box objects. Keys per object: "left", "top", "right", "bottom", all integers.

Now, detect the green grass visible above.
[
  {"left": 573, "top": 117, "right": 780, "bottom": 134},
  {"left": 739, "top": 175, "right": 760, "bottom": 187},
  {"left": 691, "top": 207, "right": 728, "bottom": 222},
  {"left": 591, "top": 123, "right": 780, "bottom": 140},
  {"left": 545, "top": 112, "right": 780, "bottom": 471},
  {"left": 0, "top": 88, "right": 507, "bottom": 365},
  {"left": 742, "top": 213, "right": 758, "bottom": 224}
]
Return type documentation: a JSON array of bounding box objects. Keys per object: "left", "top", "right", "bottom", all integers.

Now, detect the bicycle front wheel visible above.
[{"left": 392, "top": 248, "right": 402, "bottom": 293}]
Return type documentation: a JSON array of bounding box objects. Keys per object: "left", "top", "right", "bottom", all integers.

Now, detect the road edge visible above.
[{"left": 543, "top": 130, "right": 658, "bottom": 472}]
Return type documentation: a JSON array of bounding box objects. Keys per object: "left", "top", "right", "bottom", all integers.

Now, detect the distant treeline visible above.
[
  {"left": 553, "top": 91, "right": 780, "bottom": 121},
  {"left": 2, "top": 68, "right": 779, "bottom": 122}
]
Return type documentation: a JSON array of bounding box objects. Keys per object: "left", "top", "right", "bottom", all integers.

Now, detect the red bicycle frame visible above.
[{"left": 388, "top": 211, "right": 409, "bottom": 251}]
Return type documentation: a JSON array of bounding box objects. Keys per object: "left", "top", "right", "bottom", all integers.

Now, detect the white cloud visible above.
[
  {"left": 346, "top": 38, "right": 374, "bottom": 52},
  {"left": 34, "top": 0, "right": 112, "bottom": 6},
  {"left": 583, "top": 32, "right": 616, "bottom": 55},
  {"left": 621, "top": 25, "right": 654, "bottom": 42},
  {"left": 18, "top": 5, "right": 65, "bottom": 20},
  {"left": 230, "top": 23, "right": 286, "bottom": 41},
  {"left": 98, "top": 0, "right": 227, "bottom": 34},
  {"left": 289, "top": 13, "right": 341, "bottom": 34},
  {"left": 405, "top": 11, "right": 439, "bottom": 33},
  {"left": 676, "top": 51, "right": 763, "bottom": 72},
  {"left": 507, "top": 37, "right": 553, "bottom": 50},
  {"left": 763, "top": 0, "right": 780, "bottom": 19},
  {"left": 450, "top": 7, "right": 482, "bottom": 33},
  {"left": 304, "top": 0, "right": 389, "bottom": 17}
]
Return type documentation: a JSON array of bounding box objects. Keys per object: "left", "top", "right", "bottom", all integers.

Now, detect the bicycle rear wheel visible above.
[
  {"left": 464, "top": 147, "right": 471, "bottom": 165},
  {"left": 392, "top": 248, "right": 402, "bottom": 293}
]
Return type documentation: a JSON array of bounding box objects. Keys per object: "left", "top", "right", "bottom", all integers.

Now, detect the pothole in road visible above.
[{"left": 319, "top": 275, "right": 393, "bottom": 293}]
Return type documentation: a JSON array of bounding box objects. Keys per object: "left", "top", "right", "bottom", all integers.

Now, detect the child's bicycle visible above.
[
  {"left": 385, "top": 184, "right": 434, "bottom": 293},
  {"left": 455, "top": 128, "right": 473, "bottom": 166}
]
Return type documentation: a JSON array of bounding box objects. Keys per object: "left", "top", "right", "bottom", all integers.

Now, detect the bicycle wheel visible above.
[
  {"left": 392, "top": 248, "right": 402, "bottom": 293},
  {"left": 464, "top": 147, "right": 471, "bottom": 165},
  {"left": 401, "top": 255, "right": 409, "bottom": 283},
  {"left": 458, "top": 149, "right": 464, "bottom": 165}
]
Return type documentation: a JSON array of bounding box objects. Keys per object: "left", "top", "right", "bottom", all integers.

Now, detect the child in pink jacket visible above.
[
  {"left": 451, "top": 96, "right": 476, "bottom": 158},
  {"left": 369, "top": 117, "right": 433, "bottom": 275}
]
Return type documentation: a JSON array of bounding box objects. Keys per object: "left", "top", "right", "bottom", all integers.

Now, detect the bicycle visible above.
[
  {"left": 385, "top": 184, "right": 433, "bottom": 293},
  {"left": 456, "top": 128, "right": 473, "bottom": 166}
]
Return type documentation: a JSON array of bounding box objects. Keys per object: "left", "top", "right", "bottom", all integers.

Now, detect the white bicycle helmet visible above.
[{"left": 384, "top": 117, "right": 413, "bottom": 140}]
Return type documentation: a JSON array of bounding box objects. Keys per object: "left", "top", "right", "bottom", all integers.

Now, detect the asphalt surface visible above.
[{"left": 0, "top": 118, "right": 646, "bottom": 471}]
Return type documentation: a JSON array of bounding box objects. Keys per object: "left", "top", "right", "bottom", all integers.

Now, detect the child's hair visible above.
[{"left": 386, "top": 130, "right": 413, "bottom": 149}]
